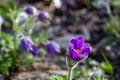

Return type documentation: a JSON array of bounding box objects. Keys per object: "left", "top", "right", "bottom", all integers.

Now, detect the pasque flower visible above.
[
  {"left": 69, "top": 35, "right": 92, "bottom": 60},
  {"left": 46, "top": 41, "right": 60, "bottom": 54},
  {"left": 38, "top": 11, "right": 49, "bottom": 22},
  {"left": 24, "top": 5, "right": 37, "bottom": 15},
  {"left": 20, "top": 36, "right": 39, "bottom": 56}
]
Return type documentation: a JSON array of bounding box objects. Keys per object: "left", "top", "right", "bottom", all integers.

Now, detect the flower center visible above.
[{"left": 76, "top": 49, "right": 82, "bottom": 55}]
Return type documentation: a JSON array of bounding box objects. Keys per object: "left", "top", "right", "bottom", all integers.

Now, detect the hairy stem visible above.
[{"left": 68, "top": 67, "right": 73, "bottom": 80}]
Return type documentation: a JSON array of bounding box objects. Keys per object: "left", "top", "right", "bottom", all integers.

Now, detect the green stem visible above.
[
  {"left": 13, "top": 22, "right": 17, "bottom": 53},
  {"left": 68, "top": 67, "right": 73, "bottom": 80},
  {"left": 13, "top": 22, "right": 17, "bottom": 67},
  {"left": 67, "top": 58, "right": 86, "bottom": 80}
]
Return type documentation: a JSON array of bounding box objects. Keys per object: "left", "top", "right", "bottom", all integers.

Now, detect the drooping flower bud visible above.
[
  {"left": 24, "top": 5, "right": 37, "bottom": 15},
  {"left": 38, "top": 11, "right": 49, "bottom": 22},
  {"left": 46, "top": 41, "right": 61, "bottom": 55},
  {"left": 20, "top": 36, "right": 40, "bottom": 56}
]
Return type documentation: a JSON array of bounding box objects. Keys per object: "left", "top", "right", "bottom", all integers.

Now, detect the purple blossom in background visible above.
[
  {"left": 24, "top": 5, "right": 37, "bottom": 15},
  {"left": 69, "top": 35, "right": 92, "bottom": 60},
  {"left": 38, "top": 11, "right": 49, "bottom": 22},
  {"left": 20, "top": 36, "right": 39, "bottom": 56},
  {"left": 46, "top": 41, "right": 61, "bottom": 55}
]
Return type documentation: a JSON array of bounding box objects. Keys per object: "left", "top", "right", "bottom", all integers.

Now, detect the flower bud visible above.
[
  {"left": 46, "top": 41, "right": 61, "bottom": 55},
  {"left": 20, "top": 36, "right": 40, "bottom": 56},
  {"left": 38, "top": 11, "right": 49, "bottom": 22},
  {"left": 24, "top": 5, "right": 37, "bottom": 15}
]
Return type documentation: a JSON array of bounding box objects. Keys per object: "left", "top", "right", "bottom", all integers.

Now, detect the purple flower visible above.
[
  {"left": 69, "top": 35, "right": 92, "bottom": 60},
  {"left": 38, "top": 11, "right": 49, "bottom": 22},
  {"left": 46, "top": 41, "right": 61, "bottom": 55},
  {"left": 20, "top": 36, "right": 39, "bottom": 56},
  {"left": 24, "top": 5, "right": 37, "bottom": 15}
]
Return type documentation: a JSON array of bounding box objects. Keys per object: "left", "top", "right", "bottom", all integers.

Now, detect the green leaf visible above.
[
  {"left": 38, "top": 30, "right": 48, "bottom": 43},
  {"left": 112, "top": 0, "right": 120, "bottom": 11},
  {"left": 40, "top": 48, "right": 47, "bottom": 55},
  {"left": 101, "top": 51, "right": 113, "bottom": 74},
  {"left": 105, "top": 22, "right": 119, "bottom": 35},
  {"left": 51, "top": 75, "right": 65, "bottom": 80}
]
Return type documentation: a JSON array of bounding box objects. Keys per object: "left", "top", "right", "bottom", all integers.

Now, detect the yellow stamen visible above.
[{"left": 76, "top": 49, "right": 82, "bottom": 55}]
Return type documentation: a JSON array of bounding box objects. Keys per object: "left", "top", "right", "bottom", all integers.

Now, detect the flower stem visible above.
[
  {"left": 67, "top": 58, "right": 86, "bottom": 80},
  {"left": 68, "top": 67, "right": 73, "bottom": 80}
]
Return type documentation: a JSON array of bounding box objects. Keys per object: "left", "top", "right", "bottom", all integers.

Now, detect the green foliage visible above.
[
  {"left": 93, "top": 77, "right": 101, "bottom": 80},
  {"left": 101, "top": 52, "right": 113, "bottom": 74},
  {"left": 40, "top": 48, "right": 47, "bottom": 55},
  {"left": 0, "top": 54, "right": 13, "bottom": 73},
  {"left": 104, "top": 16, "right": 120, "bottom": 46},
  {"left": 104, "top": 15, "right": 120, "bottom": 39},
  {"left": 112, "top": 0, "right": 120, "bottom": 12},
  {"left": 99, "top": 37, "right": 113, "bottom": 45},
  {"left": 73, "top": 69, "right": 82, "bottom": 78},
  {"left": 0, "top": 3, "right": 47, "bottom": 75},
  {"left": 85, "top": 0, "right": 94, "bottom": 7},
  {"left": 105, "top": 22, "right": 119, "bottom": 35},
  {"left": 0, "top": 2, "right": 16, "bottom": 17},
  {"left": 51, "top": 75, "right": 65, "bottom": 80},
  {"left": 38, "top": 30, "right": 48, "bottom": 43},
  {"left": 73, "top": 67, "right": 89, "bottom": 78},
  {"left": 0, "top": 32, "right": 36, "bottom": 73}
]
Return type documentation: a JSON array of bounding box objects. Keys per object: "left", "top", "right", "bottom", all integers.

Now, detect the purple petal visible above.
[
  {"left": 29, "top": 45, "right": 40, "bottom": 56},
  {"left": 46, "top": 41, "right": 60, "bottom": 54},
  {"left": 25, "top": 5, "right": 37, "bottom": 15},
  {"left": 46, "top": 46, "right": 55, "bottom": 54},
  {"left": 20, "top": 36, "right": 34, "bottom": 52},
  {"left": 69, "top": 35, "right": 92, "bottom": 60},
  {"left": 81, "top": 43, "right": 92, "bottom": 56},
  {"left": 38, "top": 11, "right": 49, "bottom": 22},
  {"left": 69, "top": 41, "right": 74, "bottom": 52},
  {"left": 71, "top": 35, "right": 84, "bottom": 50},
  {"left": 69, "top": 43, "right": 83, "bottom": 60},
  {"left": 75, "top": 35, "right": 84, "bottom": 50},
  {"left": 71, "top": 38, "right": 76, "bottom": 44},
  {"left": 20, "top": 38, "right": 28, "bottom": 52},
  {"left": 51, "top": 41, "right": 61, "bottom": 53}
]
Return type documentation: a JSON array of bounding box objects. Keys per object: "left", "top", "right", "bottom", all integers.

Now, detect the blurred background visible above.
[{"left": 0, "top": 0, "right": 120, "bottom": 80}]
